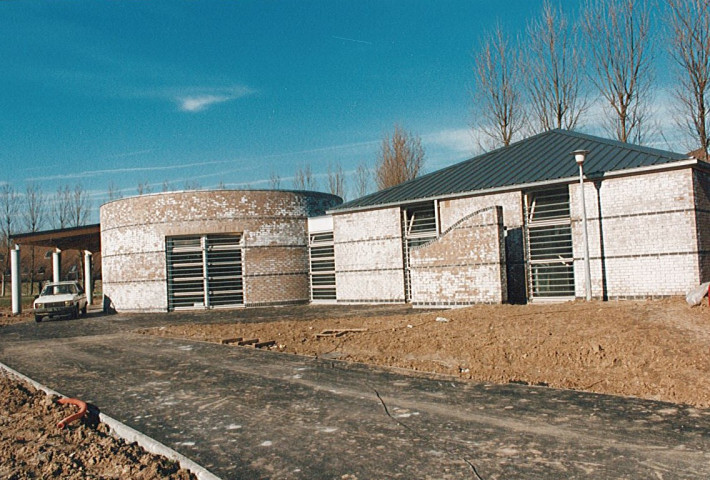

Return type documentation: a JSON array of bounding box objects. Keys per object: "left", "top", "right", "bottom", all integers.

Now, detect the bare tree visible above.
[
  {"left": 471, "top": 24, "right": 526, "bottom": 148},
  {"left": 137, "top": 182, "right": 153, "bottom": 195},
  {"left": 327, "top": 162, "right": 346, "bottom": 200},
  {"left": 23, "top": 184, "right": 46, "bottom": 234},
  {"left": 353, "top": 161, "right": 371, "bottom": 198},
  {"left": 23, "top": 183, "right": 46, "bottom": 295},
  {"left": 107, "top": 181, "right": 122, "bottom": 201},
  {"left": 51, "top": 185, "right": 72, "bottom": 229},
  {"left": 524, "top": 1, "right": 587, "bottom": 132},
  {"left": 582, "top": 0, "right": 654, "bottom": 143},
  {"left": 0, "top": 185, "right": 19, "bottom": 287},
  {"left": 161, "top": 180, "right": 174, "bottom": 192},
  {"left": 668, "top": 0, "right": 710, "bottom": 157},
  {"left": 375, "top": 125, "right": 425, "bottom": 190},
  {"left": 269, "top": 171, "right": 282, "bottom": 189},
  {"left": 183, "top": 179, "right": 201, "bottom": 190},
  {"left": 293, "top": 164, "right": 318, "bottom": 191},
  {"left": 69, "top": 184, "right": 91, "bottom": 227}
]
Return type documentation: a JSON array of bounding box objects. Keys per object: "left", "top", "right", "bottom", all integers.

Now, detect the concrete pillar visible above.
[
  {"left": 11, "top": 245, "right": 21, "bottom": 315},
  {"left": 52, "top": 249, "right": 61, "bottom": 283},
  {"left": 84, "top": 251, "right": 93, "bottom": 305}
]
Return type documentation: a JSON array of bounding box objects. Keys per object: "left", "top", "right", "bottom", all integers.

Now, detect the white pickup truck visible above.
[{"left": 33, "top": 281, "right": 88, "bottom": 322}]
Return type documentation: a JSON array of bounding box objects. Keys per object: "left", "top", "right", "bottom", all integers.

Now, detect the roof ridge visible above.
[{"left": 551, "top": 129, "right": 687, "bottom": 159}]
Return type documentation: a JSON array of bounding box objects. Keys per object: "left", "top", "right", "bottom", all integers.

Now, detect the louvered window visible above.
[
  {"left": 166, "top": 234, "right": 244, "bottom": 310},
  {"left": 402, "top": 202, "right": 439, "bottom": 302},
  {"left": 524, "top": 188, "right": 575, "bottom": 300},
  {"left": 309, "top": 231, "right": 336, "bottom": 301}
]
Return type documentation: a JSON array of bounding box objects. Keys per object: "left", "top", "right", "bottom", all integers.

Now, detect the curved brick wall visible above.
[{"left": 100, "top": 190, "right": 341, "bottom": 312}]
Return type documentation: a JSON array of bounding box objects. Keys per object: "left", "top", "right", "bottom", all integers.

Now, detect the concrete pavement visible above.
[{"left": 1, "top": 307, "right": 709, "bottom": 479}]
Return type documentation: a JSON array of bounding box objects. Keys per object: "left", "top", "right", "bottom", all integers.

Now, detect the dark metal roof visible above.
[{"left": 333, "top": 129, "right": 691, "bottom": 212}]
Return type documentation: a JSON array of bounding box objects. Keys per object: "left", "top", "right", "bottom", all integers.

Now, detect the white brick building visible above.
[
  {"left": 324, "top": 129, "right": 710, "bottom": 306},
  {"left": 12, "top": 129, "right": 709, "bottom": 311}
]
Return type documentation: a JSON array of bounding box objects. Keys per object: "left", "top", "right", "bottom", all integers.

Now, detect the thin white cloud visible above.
[
  {"left": 173, "top": 85, "right": 255, "bottom": 113},
  {"left": 179, "top": 94, "right": 231, "bottom": 112},
  {"left": 26, "top": 158, "right": 237, "bottom": 182},
  {"left": 423, "top": 128, "right": 478, "bottom": 155}
]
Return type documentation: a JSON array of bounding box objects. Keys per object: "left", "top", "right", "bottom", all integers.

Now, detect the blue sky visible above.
[{"left": 1, "top": 0, "right": 679, "bottom": 224}]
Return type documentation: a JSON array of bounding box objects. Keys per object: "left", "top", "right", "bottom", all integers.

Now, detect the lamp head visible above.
[{"left": 572, "top": 149, "right": 590, "bottom": 166}]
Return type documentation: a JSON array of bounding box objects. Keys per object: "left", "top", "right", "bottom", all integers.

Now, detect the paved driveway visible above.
[{"left": 1, "top": 306, "right": 709, "bottom": 479}]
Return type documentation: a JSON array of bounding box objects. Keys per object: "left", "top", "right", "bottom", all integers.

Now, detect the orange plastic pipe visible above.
[{"left": 57, "top": 397, "right": 87, "bottom": 429}]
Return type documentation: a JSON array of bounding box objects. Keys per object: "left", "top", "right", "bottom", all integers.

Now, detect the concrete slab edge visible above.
[{"left": 0, "top": 361, "right": 222, "bottom": 480}]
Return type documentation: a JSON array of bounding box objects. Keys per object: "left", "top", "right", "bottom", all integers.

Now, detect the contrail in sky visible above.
[{"left": 332, "top": 35, "right": 373, "bottom": 45}]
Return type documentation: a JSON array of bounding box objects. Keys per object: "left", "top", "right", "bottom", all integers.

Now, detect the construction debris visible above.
[
  {"left": 686, "top": 281, "right": 710, "bottom": 306},
  {"left": 220, "top": 337, "right": 276, "bottom": 349},
  {"left": 315, "top": 328, "right": 368, "bottom": 338}
]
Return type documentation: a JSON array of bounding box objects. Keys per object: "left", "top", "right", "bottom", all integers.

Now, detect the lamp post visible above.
[{"left": 572, "top": 149, "right": 592, "bottom": 301}]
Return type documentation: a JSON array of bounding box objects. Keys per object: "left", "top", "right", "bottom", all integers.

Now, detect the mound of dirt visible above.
[
  {"left": 0, "top": 370, "right": 196, "bottom": 480},
  {"left": 142, "top": 298, "right": 710, "bottom": 408}
]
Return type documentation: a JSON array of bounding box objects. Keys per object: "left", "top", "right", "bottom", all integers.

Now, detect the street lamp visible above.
[{"left": 572, "top": 149, "right": 592, "bottom": 301}]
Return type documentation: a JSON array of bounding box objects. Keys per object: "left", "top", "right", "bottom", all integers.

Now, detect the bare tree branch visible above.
[
  {"left": 137, "top": 182, "right": 153, "bottom": 195},
  {"left": 583, "top": 0, "right": 654, "bottom": 143},
  {"left": 327, "top": 162, "right": 346, "bottom": 200},
  {"left": 269, "top": 171, "right": 282, "bottom": 189},
  {"left": 375, "top": 125, "right": 425, "bottom": 190},
  {"left": 523, "top": 1, "right": 588, "bottom": 132},
  {"left": 353, "top": 161, "right": 371, "bottom": 198},
  {"left": 293, "top": 164, "right": 318, "bottom": 191},
  {"left": 52, "top": 185, "right": 72, "bottom": 230},
  {"left": 107, "top": 181, "right": 122, "bottom": 201},
  {"left": 471, "top": 24, "right": 526, "bottom": 148},
  {"left": 69, "top": 184, "right": 91, "bottom": 227},
  {"left": 0, "top": 184, "right": 19, "bottom": 275},
  {"left": 668, "top": 0, "right": 710, "bottom": 157},
  {"left": 23, "top": 183, "right": 46, "bottom": 295}
]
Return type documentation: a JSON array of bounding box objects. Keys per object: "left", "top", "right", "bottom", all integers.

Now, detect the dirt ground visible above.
[
  {"left": 0, "top": 370, "right": 196, "bottom": 480},
  {"left": 141, "top": 298, "right": 710, "bottom": 408},
  {"left": 2, "top": 297, "right": 709, "bottom": 478},
  {"left": 0, "top": 309, "right": 33, "bottom": 328}
]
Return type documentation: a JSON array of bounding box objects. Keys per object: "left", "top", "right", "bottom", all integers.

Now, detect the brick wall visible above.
[
  {"left": 440, "top": 191, "right": 525, "bottom": 303},
  {"left": 408, "top": 206, "right": 506, "bottom": 306},
  {"left": 569, "top": 168, "right": 700, "bottom": 298},
  {"left": 332, "top": 207, "right": 406, "bottom": 303},
  {"left": 100, "top": 190, "right": 340, "bottom": 311}
]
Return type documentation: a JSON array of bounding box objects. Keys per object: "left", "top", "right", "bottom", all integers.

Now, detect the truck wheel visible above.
[
  {"left": 34, "top": 315, "right": 42, "bottom": 323},
  {"left": 72, "top": 305, "right": 79, "bottom": 319},
  {"left": 81, "top": 304, "right": 87, "bottom": 316}
]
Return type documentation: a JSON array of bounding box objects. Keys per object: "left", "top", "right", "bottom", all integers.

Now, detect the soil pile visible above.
[
  {"left": 142, "top": 298, "right": 710, "bottom": 408},
  {"left": 0, "top": 371, "right": 196, "bottom": 480}
]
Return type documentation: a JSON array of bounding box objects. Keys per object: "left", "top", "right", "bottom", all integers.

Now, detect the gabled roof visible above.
[{"left": 332, "top": 129, "right": 692, "bottom": 213}]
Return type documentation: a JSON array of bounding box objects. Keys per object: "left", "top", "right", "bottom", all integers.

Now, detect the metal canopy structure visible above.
[{"left": 9, "top": 224, "right": 101, "bottom": 253}]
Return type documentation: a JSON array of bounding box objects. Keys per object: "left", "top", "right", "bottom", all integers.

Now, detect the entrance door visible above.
[{"left": 524, "top": 188, "right": 575, "bottom": 301}]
